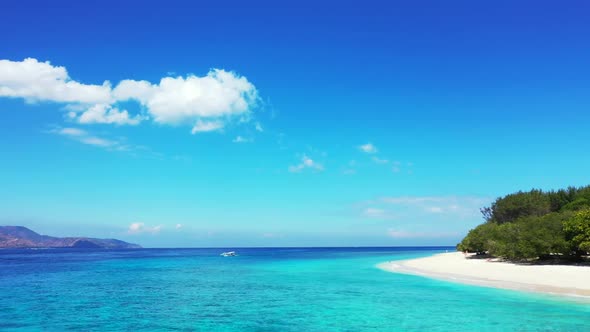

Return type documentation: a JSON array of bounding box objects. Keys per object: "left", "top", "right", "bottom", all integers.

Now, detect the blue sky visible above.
[{"left": 1, "top": 0, "right": 589, "bottom": 247}]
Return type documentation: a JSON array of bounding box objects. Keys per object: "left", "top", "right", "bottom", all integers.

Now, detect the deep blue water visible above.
[{"left": 1, "top": 247, "right": 589, "bottom": 331}]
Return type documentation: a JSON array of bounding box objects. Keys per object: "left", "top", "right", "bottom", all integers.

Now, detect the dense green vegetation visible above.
[{"left": 458, "top": 185, "right": 590, "bottom": 261}]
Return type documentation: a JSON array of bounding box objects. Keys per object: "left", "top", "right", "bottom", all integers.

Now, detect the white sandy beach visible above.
[{"left": 378, "top": 252, "right": 590, "bottom": 298}]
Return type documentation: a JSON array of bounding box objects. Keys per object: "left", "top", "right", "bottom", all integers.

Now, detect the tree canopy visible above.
[
  {"left": 458, "top": 185, "right": 590, "bottom": 261},
  {"left": 564, "top": 209, "right": 590, "bottom": 254}
]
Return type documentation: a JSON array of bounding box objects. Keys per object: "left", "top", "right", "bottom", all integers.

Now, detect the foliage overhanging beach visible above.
[{"left": 458, "top": 185, "right": 590, "bottom": 262}]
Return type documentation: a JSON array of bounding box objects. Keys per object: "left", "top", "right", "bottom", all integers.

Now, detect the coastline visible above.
[{"left": 378, "top": 252, "right": 590, "bottom": 298}]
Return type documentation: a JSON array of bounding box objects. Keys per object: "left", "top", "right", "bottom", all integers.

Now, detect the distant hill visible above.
[{"left": 0, "top": 226, "right": 141, "bottom": 249}]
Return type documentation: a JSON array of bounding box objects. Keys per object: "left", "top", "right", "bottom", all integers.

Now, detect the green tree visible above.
[
  {"left": 560, "top": 198, "right": 590, "bottom": 212},
  {"left": 482, "top": 213, "right": 569, "bottom": 260},
  {"left": 460, "top": 185, "right": 590, "bottom": 261},
  {"left": 487, "top": 189, "right": 551, "bottom": 224},
  {"left": 563, "top": 209, "right": 590, "bottom": 255},
  {"left": 548, "top": 189, "right": 574, "bottom": 212},
  {"left": 457, "top": 222, "right": 498, "bottom": 253}
]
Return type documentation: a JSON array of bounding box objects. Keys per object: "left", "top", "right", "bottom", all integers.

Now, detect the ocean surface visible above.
[{"left": 1, "top": 247, "right": 589, "bottom": 331}]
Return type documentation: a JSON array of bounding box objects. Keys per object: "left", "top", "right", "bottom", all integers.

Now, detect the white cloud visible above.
[
  {"left": 76, "top": 104, "right": 143, "bottom": 125},
  {"left": 141, "top": 70, "right": 258, "bottom": 125},
  {"left": 362, "top": 208, "right": 391, "bottom": 219},
  {"left": 232, "top": 135, "right": 252, "bottom": 143},
  {"left": 381, "top": 196, "right": 445, "bottom": 204},
  {"left": 127, "top": 222, "right": 162, "bottom": 234},
  {"left": 128, "top": 222, "right": 143, "bottom": 233},
  {"left": 255, "top": 122, "right": 263, "bottom": 132},
  {"left": 372, "top": 156, "right": 389, "bottom": 164},
  {"left": 387, "top": 229, "right": 458, "bottom": 239},
  {"left": 51, "top": 126, "right": 122, "bottom": 149},
  {"left": 79, "top": 136, "right": 117, "bottom": 148},
  {"left": 380, "top": 196, "right": 490, "bottom": 216},
  {"left": 425, "top": 206, "right": 444, "bottom": 213},
  {"left": 0, "top": 58, "right": 112, "bottom": 104},
  {"left": 358, "top": 195, "right": 491, "bottom": 238},
  {"left": 289, "top": 155, "right": 324, "bottom": 173},
  {"left": 355, "top": 196, "right": 492, "bottom": 242},
  {"left": 58, "top": 127, "right": 86, "bottom": 137},
  {"left": 358, "top": 143, "right": 377, "bottom": 154},
  {"left": 364, "top": 208, "right": 385, "bottom": 217},
  {"left": 0, "top": 58, "right": 260, "bottom": 132},
  {"left": 113, "top": 79, "right": 154, "bottom": 103},
  {"left": 175, "top": 224, "right": 183, "bottom": 230},
  {"left": 191, "top": 120, "right": 224, "bottom": 134}
]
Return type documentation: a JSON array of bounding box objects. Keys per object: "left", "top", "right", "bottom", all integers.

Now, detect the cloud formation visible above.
[
  {"left": 51, "top": 127, "right": 125, "bottom": 150},
  {"left": 0, "top": 58, "right": 111, "bottom": 104},
  {"left": 127, "top": 222, "right": 162, "bottom": 234},
  {"left": 288, "top": 155, "right": 324, "bottom": 173},
  {"left": 363, "top": 196, "right": 491, "bottom": 219},
  {"left": 360, "top": 195, "right": 492, "bottom": 241},
  {"left": 358, "top": 143, "right": 377, "bottom": 154},
  {"left": 372, "top": 156, "right": 389, "bottom": 164},
  {"left": 0, "top": 58, "right": 259, "bottom": 131},
  {"left": 387, "top": 229, "right": 458, "bottom": 239},
  {"left": 75, "top": 104, "right": 143, "bottom": 125},
  {"left": 379, "top": 196, "right": 489, "bottom": 216},
  {"left": 232, "top": 135, "right": 252, "bottom": 143},
  {"left": 191, "top": 120, "right": 224, "bottom": 134},
  {"left": 362, "top": 208, "right": 394, "bottom": 219}
]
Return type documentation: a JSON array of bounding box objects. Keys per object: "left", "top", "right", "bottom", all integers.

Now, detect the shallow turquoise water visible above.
[{"left": 1, "top": 247, "right": 589, "bottom": 331}]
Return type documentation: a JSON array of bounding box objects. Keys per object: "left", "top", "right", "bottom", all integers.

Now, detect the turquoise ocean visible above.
[{"left": 1, "top": 247, "right": 589, "bottom": 331}]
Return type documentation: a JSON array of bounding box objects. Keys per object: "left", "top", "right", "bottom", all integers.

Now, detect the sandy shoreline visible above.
[{"left": 378, "top": 252, "right": 590, "bottom": 298}]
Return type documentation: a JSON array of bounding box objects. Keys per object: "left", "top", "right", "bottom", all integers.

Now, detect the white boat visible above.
[{"left": 220, "top": 251, "right": 236, "bottom": 257}]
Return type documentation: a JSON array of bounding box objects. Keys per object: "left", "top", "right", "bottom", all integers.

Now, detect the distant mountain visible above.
[{"left": 0, "top": 226, "right": 141, "bottom": 249}]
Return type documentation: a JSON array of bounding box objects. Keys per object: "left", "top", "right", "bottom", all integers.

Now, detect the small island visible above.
[
  {"left": 380, "top": 185, "right": 590, "bottom": 297},
  {"left": 0, "top": 226, "right": 141, "bottom": 249}
]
